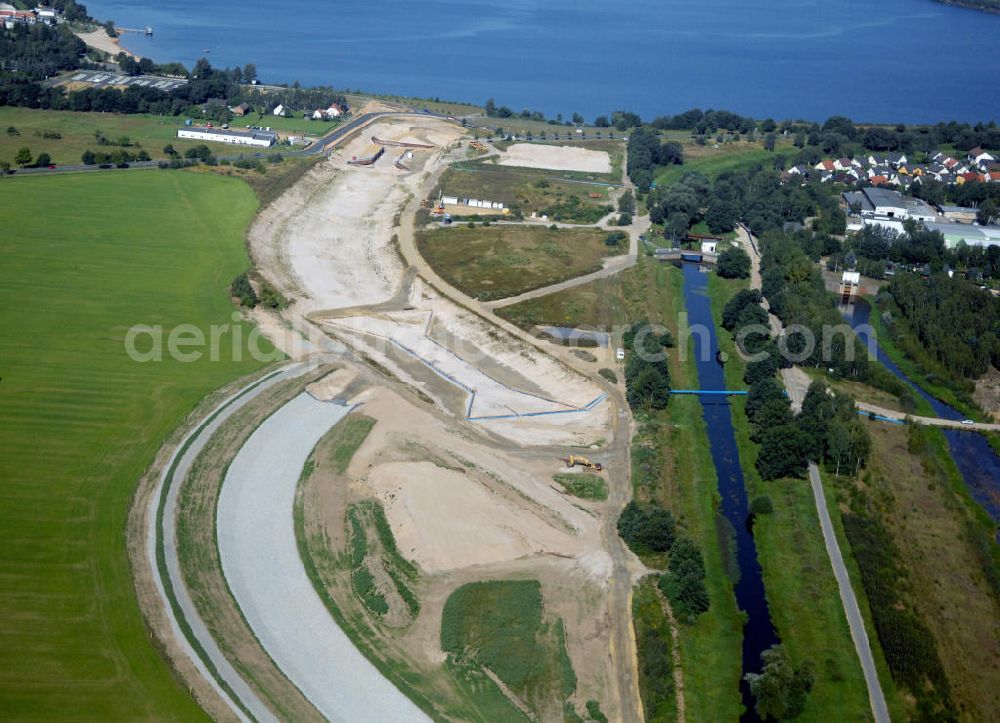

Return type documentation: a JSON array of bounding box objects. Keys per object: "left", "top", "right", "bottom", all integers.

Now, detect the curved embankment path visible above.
[
  {"left": 148, "top": 364, "right": 308, "bottom": 722},
  {"left": 216, "top": 392, "right": 428, "bottom": 722}
]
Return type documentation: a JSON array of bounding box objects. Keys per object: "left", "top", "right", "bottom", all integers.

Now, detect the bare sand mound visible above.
[
  {"left": 366, "top": 461, "right": 580, "bottom": 573},
  {"left": 499, "top": 143, "right": 611, "bottom": 173}
]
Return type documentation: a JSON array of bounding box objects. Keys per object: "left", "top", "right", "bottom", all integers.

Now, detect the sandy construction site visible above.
[
  {"left": 498, "top": 142, "right": 612, "bottom": 173},
  {"left": 136, "top": 113, "right": 642, "bottom": 721},
  {"left": 250, "top": 115, "right": 610, "bottom": 447}
]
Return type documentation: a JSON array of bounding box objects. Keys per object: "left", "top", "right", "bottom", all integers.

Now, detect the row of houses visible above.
[
  {"left": 787, "top": 147, "right": 1000, "bottom": 189},
  {"left": 0, "top": 3, "right": 59, "bottom": 28},
  {"left": 270, "top": 103, "right": 345, "bottom": 120}
]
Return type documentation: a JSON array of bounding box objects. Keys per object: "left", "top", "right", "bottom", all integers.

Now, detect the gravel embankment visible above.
[{"left": 216, "top": 392, "right": 428, "bottom": 721}]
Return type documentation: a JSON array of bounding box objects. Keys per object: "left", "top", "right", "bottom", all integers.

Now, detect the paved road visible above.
[
  {"left": 216, "top": 393, "right": 427, "bottom": 721},
  {"left": 807, "top": 463, "right": 891, "bottom": 723},
  {"left": 855, "top": 401, "right": 1000, "bottom": 431},
  {"left": 147, "top": 362, "right": 315, "bottom": 722}
]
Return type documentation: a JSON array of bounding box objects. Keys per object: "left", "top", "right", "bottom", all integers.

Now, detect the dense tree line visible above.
[
  {"left": 627, "top": 127, "right": 683, "bottom": 192},
  {"left": 842, "top": 498, "right": 954, "bottom": 718},
  {"left": 761, "top": 231, "right": 874, "bottom": 379},
  {"left": 624, "top": 320, "right": 672, "bottom": 411},
  {"left": 744, "top": 645, "right": 815, "bottom": 721},
  {"left": 617, "top": 501, "right": 676, "bottom": 553},
  {"left": 835, "top": 219, "right": 1000, "bottom": 280},
  {"left": 649, "top": 108, "right": 757, "bottom": 136},
  {"left": 716, "top": 245, "right": 750, "bottom": 278},
  {"left": 0, "top": 23, "right": 86, "bottom": 80},
  {"left": 0, "top": 26, "right": 348, "bottom": 120},
  {"left": 657, "top": 535, "right": 709, "bottom": 621},
  {"left": 719, "top": 274, "right": 873, "bottom": 479},
  {"left": 886, "top": 272, "right": 1000, "bottom": 379}
]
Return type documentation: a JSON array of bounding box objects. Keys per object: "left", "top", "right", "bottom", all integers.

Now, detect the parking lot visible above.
[{"left": 56, "top": 72, "right": 188, "bottom": 92}]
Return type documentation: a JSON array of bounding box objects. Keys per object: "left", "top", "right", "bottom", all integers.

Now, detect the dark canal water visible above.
[
  {"left": 844, "top": 300, "right": 1000, "bottom": 525},
  {"left": 682, "top": 262, "right": 777, "bottom": 718}
]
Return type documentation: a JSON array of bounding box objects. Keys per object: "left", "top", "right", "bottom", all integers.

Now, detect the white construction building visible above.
[{"left": 177, "top": 127, "right": 277, "bottom": 147}]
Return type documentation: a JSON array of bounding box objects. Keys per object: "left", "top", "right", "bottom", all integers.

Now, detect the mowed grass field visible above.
[
  {"left": 417, "top": 224, "right": 618, "bottom": 301},
  {"left": 654, "top": 142, "right": 791, "bottom": 187},
  {"left": 0, "top": 107, "right": 324, "bottom": 167},
  {"left": 0, "top": 170, "right": 273, "bottom": 717}
]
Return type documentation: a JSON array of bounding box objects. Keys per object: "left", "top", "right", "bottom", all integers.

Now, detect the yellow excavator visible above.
[{"left": 566, "top": 455, "right": 603, "bottom": 472}]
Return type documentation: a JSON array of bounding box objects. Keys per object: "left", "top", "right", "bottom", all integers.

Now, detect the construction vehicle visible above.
[{"left": 566, "top": 455, "right": 603, "bottom": 472}]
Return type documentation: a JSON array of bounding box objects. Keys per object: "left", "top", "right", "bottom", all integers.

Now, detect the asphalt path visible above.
[
  {"left": 148, "top": 363, "right": 313, "bottom": 722},
  {"left": 808, "top": 463, "right": 891, "bottom": 723}
]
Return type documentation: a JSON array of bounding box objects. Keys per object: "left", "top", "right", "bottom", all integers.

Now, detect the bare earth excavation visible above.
[{"left": 133, "top": 110, "right": 646, "bottom": 722}]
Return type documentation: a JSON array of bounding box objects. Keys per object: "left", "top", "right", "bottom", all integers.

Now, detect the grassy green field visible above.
[
  {"left": 0, "top": 107, "right": 317, "bottom": 167},
  {"left": 437, "top": 160, "right": 618, "bottom": 223},
  {"left": 441, "top": 580, "right": 575, "bottom": 719},
  {"left": 552, "top": 472, "right": 607, "bottom": 500},
  {"left": 838, "top": 422, "right": 1000, "bottom": 720},
  {"left": 417, "top": 224, "right": 617, "bottom": 301},
  {"left": 0, "top": 171, "right": 272, "bottom": 717},
  {"left": 706, "top": 274, "right": 901, "bottom": 720},
  {"left": 654, "top": 142, "right": 791, "bottom": 188}
]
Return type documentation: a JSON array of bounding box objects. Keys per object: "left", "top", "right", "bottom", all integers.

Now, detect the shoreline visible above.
[{"left": 74, "top": 28, "right": 139, "bottom": 60}]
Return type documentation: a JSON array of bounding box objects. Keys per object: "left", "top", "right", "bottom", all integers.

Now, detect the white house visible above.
[
  {"left": 326, "top": 103, "right": 343, "bottom": 117},
  {"left": 177, "top": 127, "right": 277, "bottom": 147},
  {"left": 272, "top": 104, "right": 285, "bottom": 117},
  {"left": 969, "top": 147, "right": 996, "bottom": 168}
]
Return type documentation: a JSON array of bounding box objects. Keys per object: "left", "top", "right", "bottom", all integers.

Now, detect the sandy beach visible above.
[{"left": 74, "top": 29, "right": 138, "bottom": 59}]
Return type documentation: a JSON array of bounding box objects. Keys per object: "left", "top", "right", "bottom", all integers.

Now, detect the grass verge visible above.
[
  {"left": 0, "top": 170, "right": 272, "bottom": 717},
  {"left": 552, "top": 472, "right": 608, "bottom": 500},
  {"left": 441, "top": 579, "right": 575, "bottom": 719}
]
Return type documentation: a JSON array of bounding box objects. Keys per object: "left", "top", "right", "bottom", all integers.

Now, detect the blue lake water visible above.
[
  {"left": 86, "top": 0, "right": 1000, "bottom": 123},
  {"left": 682, "top": 262, "right": 778, "bottom": 718}
]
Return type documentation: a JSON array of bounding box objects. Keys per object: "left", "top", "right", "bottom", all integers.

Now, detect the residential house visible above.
[
  {"left": 886, "top": 151, "right": 907, "bottom": 168},
  {"left": 968, "top": 146, "right": 996, "bottom": 168},
  {"left": 272, "top": 103, "right": 285, "bottom": 116},
  {"left": 231, "top": 103, "right": 251, "bottom": 116}
]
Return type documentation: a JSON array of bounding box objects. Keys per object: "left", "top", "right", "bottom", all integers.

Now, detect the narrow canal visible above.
[
  {"left": 844, "top": 300, "right": 1000, "bottom": 524},
  {"left": 681, "top": 262, "right": 778, "bottom": 718}
]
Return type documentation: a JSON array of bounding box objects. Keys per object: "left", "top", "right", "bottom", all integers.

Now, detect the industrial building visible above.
[
  {"left": 176, "top": 127, "right": 277, "bottom": 147},
  {"left": 842, "top": 187, "right": 937, "bottom": 222}
]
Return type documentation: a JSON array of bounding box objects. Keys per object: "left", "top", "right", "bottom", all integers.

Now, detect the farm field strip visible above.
[{"left": 0, "top": 171, "right": 270, "bottom": 718}]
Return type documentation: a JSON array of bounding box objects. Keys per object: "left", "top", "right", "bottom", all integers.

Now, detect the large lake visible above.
[{"left": 86, "top": 0, "right": 1000, "bottom": 123}]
